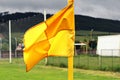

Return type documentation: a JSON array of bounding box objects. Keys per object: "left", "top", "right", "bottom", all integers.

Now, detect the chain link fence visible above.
[
  {"left": 0, "top": 48, "right": 120, "bottom": 72},
  {"left": 47, "top": 49, "right": 120, "bottom": 72}
]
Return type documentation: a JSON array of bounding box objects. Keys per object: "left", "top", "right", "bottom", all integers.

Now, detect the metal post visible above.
[
  {"left": 44, "top": 9, "right": 46, "bottom": 21},
  {"left": 112, "top": 49, "right": 113, "bottom": 71},
  {"left": 0, "top": 50, "right": 1, "bottom": 59},
  {"left": 44, "top": 9, "right": 48, "bottom": 65},
  {"left": 0, "top": 38, "right": 2, "bottom": 59},
  {"left": 9, "top": 20, "right": 12, "bottom": 63},
  {"left": 90, "top": 29, "right": 93, "bottom": 40},
  {"left": 15, "top": 37, "right": 17, "bottom": 58}
]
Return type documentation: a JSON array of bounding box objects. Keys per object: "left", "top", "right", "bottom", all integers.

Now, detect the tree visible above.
[{"left": 89, "top": 40, "right": 97, "bottom": 50}]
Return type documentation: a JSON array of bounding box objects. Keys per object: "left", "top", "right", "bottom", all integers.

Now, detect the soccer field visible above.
[{"left": 0, "top": 59, "right": 120, "bottom": 80}]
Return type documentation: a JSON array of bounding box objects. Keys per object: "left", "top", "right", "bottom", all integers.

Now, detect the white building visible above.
[{"left": 96, "top": 35, "right": 120, "bottom": 56}]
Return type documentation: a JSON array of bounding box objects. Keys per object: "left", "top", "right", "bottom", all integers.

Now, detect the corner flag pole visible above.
[
  {"left": 68, "top": 0, "right": 74, "bottom": 80},
  {"left": 68, "top": 56, "right": 73, "bottom": 80},
  {"left": 9, "top": 20, "right": 12, "bottom": 63}
]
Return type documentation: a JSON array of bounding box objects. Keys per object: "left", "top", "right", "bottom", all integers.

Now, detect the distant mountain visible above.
[
  {"left": 75, "top": 15, "right": 120, "bottom": 32},
  {"left": 0, "top": 12, "right": 120, "bottom": 34},
  {"left": 0, "top": 12, "right": 44, "bottom": 33}
]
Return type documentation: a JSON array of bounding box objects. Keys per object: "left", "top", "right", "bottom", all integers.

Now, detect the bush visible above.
[
  {"left": 2, "top": 42, "right": 9, "bottom": 50},
  {"left": 59, "top": 63, "right": 67, "bottom": 68}
]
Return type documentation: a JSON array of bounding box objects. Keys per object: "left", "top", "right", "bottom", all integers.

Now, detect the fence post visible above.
[
  {"left": 0, "top": 50, "right": 1, "bottom": 59},
  {"left": 112, "top": 49, "right": 113, "bottom": 71},
  {"left": 99, "top": 49, "right": 102, "bottom": 69},
  {"left": 87, "top": 54, "right": 89, "bottom": 69},
  {"left": 0, "top": 38, "right": 2, "bottom": 59}
]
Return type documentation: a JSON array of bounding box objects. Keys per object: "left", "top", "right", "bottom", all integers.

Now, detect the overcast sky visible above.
[{"left": 0, "top": 0, "right": 120, "bottom": 20}]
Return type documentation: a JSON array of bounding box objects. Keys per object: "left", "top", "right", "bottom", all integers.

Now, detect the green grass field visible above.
[{"left": 0, "top": 59, "right": 120, "bottom": 80}]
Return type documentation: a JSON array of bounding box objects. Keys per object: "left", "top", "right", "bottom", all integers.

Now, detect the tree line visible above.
[{"left": 0, "top": 12, "right": 120, "bottom": 34}]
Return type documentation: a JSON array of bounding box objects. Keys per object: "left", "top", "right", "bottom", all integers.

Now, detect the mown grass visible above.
[{"left": 0, "top": 58, "right": 120, "bottom": 80}]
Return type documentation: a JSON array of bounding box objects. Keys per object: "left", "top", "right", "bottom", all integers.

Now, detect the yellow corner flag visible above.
[{"left": 23, "top": 0, "right": 75, "bottom": 73}]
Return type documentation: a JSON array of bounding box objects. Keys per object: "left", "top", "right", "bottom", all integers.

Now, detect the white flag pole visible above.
[
  {"left": 44, "top": 9, "right": 46, "bottom": 21},
  {"left": 9, "top": 20, "right": 12, "bottom": 63},
  {"left": 44, "top": 9, "right": 48, "bottom": 65}
]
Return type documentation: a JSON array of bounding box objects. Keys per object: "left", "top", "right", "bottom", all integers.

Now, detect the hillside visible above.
[
  {"left": 75, "top": 15, "right": 120, "bottom": 32},
  {"left": 0, "top": 12, "right": 120, "bottom": 34}
]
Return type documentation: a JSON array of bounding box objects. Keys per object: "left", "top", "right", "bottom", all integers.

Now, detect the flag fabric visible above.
[{"left": 23, "top": 1, "right": 75, "bottom": 72}]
